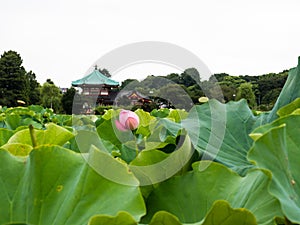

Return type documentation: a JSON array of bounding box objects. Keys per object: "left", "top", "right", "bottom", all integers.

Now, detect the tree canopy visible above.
[
  {"left": 40, "top": 80, "right": 63, "bottom": 112},
  {"left": 0, "top": 50, "right": 290, "bottom": 112}
]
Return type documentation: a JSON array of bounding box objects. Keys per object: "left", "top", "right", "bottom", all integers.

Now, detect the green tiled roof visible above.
[{"left": 72, "top": 70, "right": 119, "bottom": 86}]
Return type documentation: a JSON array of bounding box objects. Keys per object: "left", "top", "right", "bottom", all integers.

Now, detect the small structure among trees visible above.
[{"left": 116, "top": 90, "right": 152, "bottom": 106}]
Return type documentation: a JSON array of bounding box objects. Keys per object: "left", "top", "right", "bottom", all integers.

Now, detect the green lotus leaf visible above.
[
  {"left": 7, "top": 123, "right": 74, "bottom": 148},
  {"left": 0, "top": 128, "right": 14, "bottom": 146},
  {"left": 3, "top": 107, "right": 44, "bottom": 130},
  {"left": 248, "top": 116, "right": 300, "bottom": 223},
  {"left": 73, "top": 129, "right": 117, "bottom": 154},
  {"left": 129, "top": 135, "right": 194, "bottom": 186},
  {"left": 89, "top": 206, "right": 255, "bottom": 225},
  {"left": 119, "top": 142, "right": 139, "bottom": 163},
  {"left": 5, "top": 107, "right": 35, "bottom": 117},
  {"left": 268, "top": 57, "right": 300, "bottom": 121},
  {"left": 182, "top": 58, "right": 300, "bottom": 175},
  {"left": 276, "top": 97, "right": 300, "bottom": 117},
  {"left": 201, "top": 200, "right": 257, "bottom": 225},
  {"left": 130, "top": 150, "right": 169, "bottom": 199},
  {"left": 4, "top": 114, "right": 23, "bottom": 130},
  {"left": 141, "top": 161, "right": 282, "bottom": 225},
  {"left": 135, "top": 110, "right": 157, "bottom": 138},
  {"left": 147, "top": 211, "right": 182, "bottom": 225},
  {"left": 0, "top": 145, "right": 145, "bottom": 225},
  {"left": 150, "top": 108, "right": 170, "bottom": 118},
  {"left": 145, "top": 200, "right": 257, "bottom": 225},
  {"left": 167, "top": 109, "right": 188, "bottom": 123},
  {"left": 131, "top": 150, "right": 169, "bottom": 166},
  {"left": 88, "top": 211, "right": 137, "bottom": 225},
  {"left": 144, "top": 125, "right": 177, "bottom": 151},
  {"left": 97, "top": 115, "right": 134, "bottom": 149},
  {"left": 101, "top": 108, "right": 119, "bottom": 120},
  {"left": 182, "top": 99, "right": 261, "bottom": 175},
  {"left": 136, "top": 109, "right": 156, "bottom": 127},
  {"left": 1, "top": 143, "right": 32, "bottom": 156}
]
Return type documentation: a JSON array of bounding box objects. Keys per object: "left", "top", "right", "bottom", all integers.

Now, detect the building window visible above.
[{"left": 100, "top": 89, "right": 109, "bottom": 96}]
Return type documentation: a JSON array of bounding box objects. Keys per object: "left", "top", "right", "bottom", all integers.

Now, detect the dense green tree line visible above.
[
  {"left": 0, "top": 50, "right": 73, "bottom": 113},
  {"left": 0, "top": 51, "right": 39, "bottom": 106},
  {"left": 120, "top": 68, "right": 288, "bottom": 110},
  {"left": 0, "top": 50, "right": 289, "bottom": 114}
]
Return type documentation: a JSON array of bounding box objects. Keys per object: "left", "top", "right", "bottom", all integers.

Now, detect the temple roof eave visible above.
[{"left": 71, "top": 70, "right": 119, "bottom": 87}]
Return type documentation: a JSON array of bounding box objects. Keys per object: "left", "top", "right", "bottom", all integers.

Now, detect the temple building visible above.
[
  {"left": 72, "top": 68, "right": 119, "bottom": 105},
  {"left": 72, "top": 68, "right": 154, "bottom": 114}
]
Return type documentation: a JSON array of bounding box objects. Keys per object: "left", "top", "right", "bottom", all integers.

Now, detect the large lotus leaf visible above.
[
  {"left": 141, "top": 161, "right": 282, "bottom": 225},
  {"left": 201, "top": 200, "right": 257, "bottom": 225},
  {"left": 4, "top": 107, "right": 44, "bottom": 130},
  {"left": 143, "top": 124, "right": 178, "bottom": 151},
  {"left": 135, "top": 109, "right": 156, "bottom": 128},
  {"left": 144, "top": 200, "right": 257, "bottom": 225},
  {"left": 182, "top": 99, "right": 264, "bottom": 175},
  {"left": 276, "top": 97, "right": 300, "bottom": 117},
  {"left": 0, "top": 128, "right": 14, "bottom": 146},
  {"left": 4, "top": 114, "right": 22, "bottom": 130},
  {"left": 150, "top": 108, "right": 171, "bottom": 118},
  {"left": 73, "top": 129, "right": 117, "bottom": 154},
  {"left": 88, "top": 211, "right": 137, "bottom": 225},
  {"left": 268, "top": 56, "right": 300, "bottom": 121},
  {"left": 5, "top": 107, "right": 35, "bottom": 117},
  {"left": 0, "top": 146, "right": 145, "bottom": 225},
  {"left": 147, "top": 211, "right": 182, "bottom": 225},
  {"left": 129, "top": 135, "right": 194, "bottom": 186},
  {"left": 182, "top": 58, "right": 300, "bottom": 175},
  {"left": 248, "top": 116, "right": 300, "bottom": 223},
  {"left": 1, "top": 143, "right": 33, "bottom": 156},
  {"left": 97, "top": 115, "right": 134, "bottom": 149},
  {"left": 88, "top": 201, "right": 257, "bottom": 225},
  {"left": 131, "top": 150, "right": 169, "bottom": 166},
  {"left": 7, "top": 123, "right": 74, "bottom": 148},
  {"left": 167, "top": 109, "right": 188, "bottom": 122}
]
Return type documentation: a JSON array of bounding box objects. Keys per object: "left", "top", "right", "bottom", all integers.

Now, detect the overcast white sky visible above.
[{"left": 1, "top": 0, "right": 300, "bottom": 87}]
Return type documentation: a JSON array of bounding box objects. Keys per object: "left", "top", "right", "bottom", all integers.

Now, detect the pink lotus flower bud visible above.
[{"left": 115, "top": 110, "right": 140, "bottom": 131}]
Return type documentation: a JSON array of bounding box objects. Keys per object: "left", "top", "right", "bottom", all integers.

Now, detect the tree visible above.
[
  {"left": 40, "top": 81, "right": 62, "bottom": 112},
  {"left": 164, "top": 73, "right": 181, "bottom": 84},
  {"left": 0, "top": 51, "right": 29, "bottom": 106},
  {"left": 26, "top": 71, "right": 41, "bottom": 105},
  {"left": 210, "top": 73, "right": 229, "bottom": 82},
  {"left": 186, "top": 84, "right": 203, "bottom": 103},
  {"left": 120, "top": 79, "right": 139, "bottom": 89},
  {"left": 98, "top": 68, "right": 111, "bottom": 77},
  {"left": 61, "top": 87, "right": 76, "bottom": 114},
  {"left": 219, "top": 84, "right": 236, "bottom": 102},
  {"left": 46, "top": 78, "right": 54, "bottom": 84},
  {"left": 158, "top": 83, "right": 193, "bottom": 110},
  {"left": 235, "top": 83, "right": 256, "bottom": 108},
  {"left": 182, "top": 68, "right": 201, "bottom": 85}
]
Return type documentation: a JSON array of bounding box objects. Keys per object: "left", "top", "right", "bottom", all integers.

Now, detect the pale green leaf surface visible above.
[
  {"left": 268, "top": 57, "right": 300, "bottom": 121},
  {"left": 182, "top": 99, "right": 263, "bottom": 175},
  {"left": 142, "top": 161, "right": 282, "bottom": 225},
  {"left": 7, "top": 123, "right": 74, "bottom": 148},
  {"left": 248, "top": 116, "right": 300, "bottom": 223},
  {"left": 1, "top": 143, "right": 33, "bottom": 156},
  {"left": 0, "top": 146, "right": 145, "bottom": 225},
  {"left": 276, "top": 97, "right": 300, "bottom": 117},
  {"left": 201, "top": 200, "right": 257, "bottom": 225},
  {"left": 88, "top": 211, "right": 138, "bottom": 225},
  {"left": 129, "top": 135, "right": 194, "bottom": 186},
  {"left": 182, "top": 59, "right": 300, "bottom": 175},
  {"left": 0, "top": 128, "right": 14, "bottom": 146}
]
